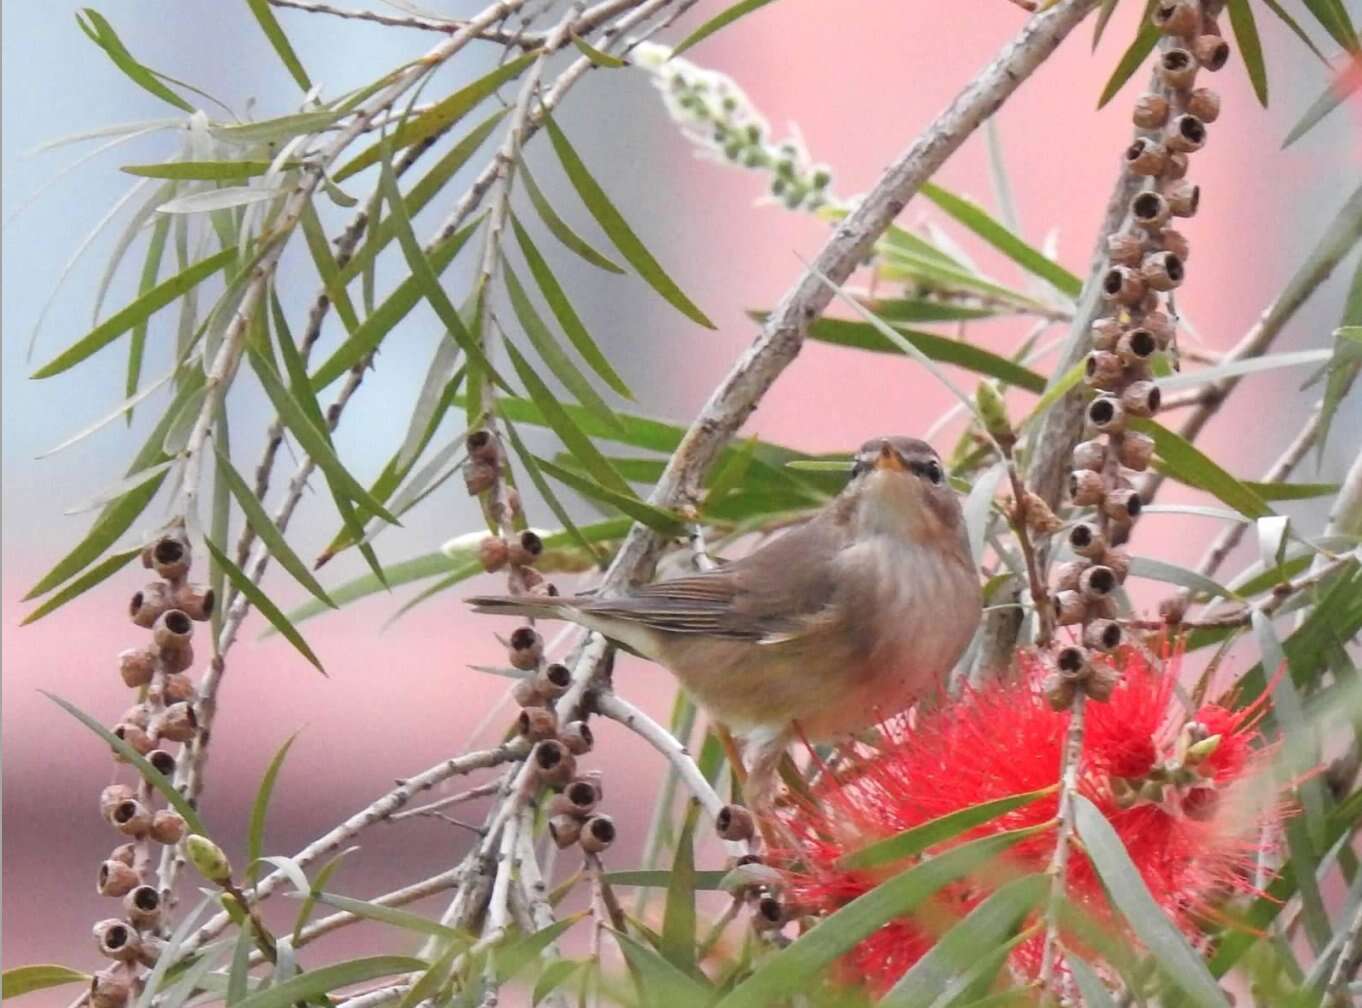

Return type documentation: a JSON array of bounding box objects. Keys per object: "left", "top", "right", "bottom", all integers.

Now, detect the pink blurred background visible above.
[{"left": 4, "top": 0, "right": 1360, "bottom": 996}]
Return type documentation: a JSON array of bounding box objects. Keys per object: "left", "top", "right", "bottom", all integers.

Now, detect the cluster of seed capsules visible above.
[
  {"left": 90, "top": 532, "right": 214, "bottom": 1007},
  {"left": 1046, "top": 0, "right": 1227, "bottom": 709}
]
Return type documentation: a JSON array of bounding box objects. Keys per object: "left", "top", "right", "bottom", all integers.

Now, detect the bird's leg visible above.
[{"left": 715, "top": 723, "right": 749, "bottom": 795}]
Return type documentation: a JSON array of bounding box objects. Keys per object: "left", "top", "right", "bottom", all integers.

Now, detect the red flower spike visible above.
[{"left": 775, "top": 645, "right": 1282, "bottom": 997}]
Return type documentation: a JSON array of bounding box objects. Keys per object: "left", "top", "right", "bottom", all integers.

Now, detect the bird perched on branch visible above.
[{"left": 469, "top": 436, "right": 981, "bottom": 810}]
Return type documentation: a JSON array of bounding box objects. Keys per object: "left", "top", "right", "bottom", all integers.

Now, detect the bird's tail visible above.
[{"left": 466, "top": 595, "right": 570, "bottom": 620}]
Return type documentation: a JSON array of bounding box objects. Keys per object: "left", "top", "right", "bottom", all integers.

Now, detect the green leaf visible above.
[
  {"left": 501, "top": 338, "right": 632, "bottom": 494},
  {"left": 495, "top": 915, "right": 585, "bottom": 983},
  {"left": 1258, "top": 0, "right": 1333, "bottom": 67},
  {"left": 1092, "top": 0, "right": 1120, "bottom": 49},
  {"left": 43, "top": 691, "right": 208, "bottom": 834},
  {"left": 807, "top": 318, "right": 1046, "bottom": 392},
  {"left": 156, "top": 186, "right": 281, "bottom": 214},
  {"left": 24, "top": 366, "right": 199, "bottom": 600},
  {"left": 232, "top": 957, "right": 426, "bottom": 1008},
  {"left": 1129, "top": 418, "right": 1273, "bottom": 519},
  {"left": 511, "top": 213, "right": 633, "bottom": 398},
  {"left": 291, "top": 849, "right": 358, "bottom": 941},
  {"left": 856, "top": 298, "right": 998, "bottom": 323},
  {"left": 499, "top": 414, "right": 605, "bottom": 564},
  {"left": 1245, "top": 480, "right": 1339, "bottom": 501},
  {"left": 1098, "top": 15, "right": 1159, "bottom": 109},
  {"left": 338, "top": 110, "right": 505, "bottom": 286},
  {"left": 213, "top": 109, "right": 344, "bottom": 146},
  {"left": 206, "top": 537, "right": 325, "bottom": 674},
  {"left": 838, "top": 786, "right": 1055, "bottom": 870},
  {"left": 1018, "top": 359, "right": 1086, "bottom": 430},
  {"left": 397, "top": 940, "right": 459, "bottom": 1008},
  {"left": 543, "top": 114, "right": 714, "bottom": 328},
  {"left": 571, "top": 34, "right": 627, "bottom": 67},
  {"left": 1155, "top": 348, "right": 1331, "bottom": 390},
  {"left": 672, "top": 0, "right": 779, "bottom": 56},
  {"left": 1319, "top": 262, "right": 1362, "bottom": 456},
  {"left": 535, "top": 454, "right": 685, "bottom": 536},
  {"left": 21, "top": 548, "right": 140, "bottom": 625},
  {"left": 1073, "top": 795, "right": 1230, "bottom": 1007},
  {"left": 602, "top": 870, "right": 729, "bottom": 890},
  {"left": 1299, "top": 0, "right": 1358, "bottom": 53},
  {"left": 519, "top": 163, "right": 624, "bottom": 273},
  {"left": 126, "top": 216, "right": 171, "bottom": 415},
  {"left": 246, "top": 732, "right": 300, "bottom": 884},
  {"left": 122, "top": 160, "right": 274, "bottom": 180},
  {"left": 611, "top": 930, "right": 712, "bottom": 1007},
  {"left": 334, "top": 51, "right": 539, "bottom": 182},
  {"left": 714, "top": 825, "right": 1048, "bottom": 1008},
  {"left": 533, "top": 960, "right": 584, "bottom": 1006},
  {"left": 660, "top": 803, "right": 700, "bottom": 976},
  {"left": 2, "top": 966, "right": 91, "bottom": 1000},
  {"left": 879, "top": 875, "right": 1046, "bottom": 1007},
  {"left": 76, "top": 9, "right": 194, "bottom": 112},
  {"left": 32, "top": 248, "right": 233, "bottom": 378},
  {"left": 250, "top": 349, "right": 399, "bottom": 525},
  {"left": 1127, "top": 556, "right": 1238, "bottom": 601},
  {"left": 1066, "top": 954, "right": 1120, "bottom": 1008},
  {"left": 311, "top": 892, "right": 463, "bottom": 939},
  {"left": 300, "top": 202, "right": 358, "bottom": 334},
  {"left": 1225, "top": 0, "right": 1268, "bottom": 104},
  {"left": 918, "top": 183, "right": 1081, "bottom": 297},
  {"left": 503, "top": 256, "right": 623, "bottom": 434},
  {"left": 245, "top": 0, "right": 311, "bottom": 91},
  {"left": 1284, "top": 62, "right": 1362, "bottom": 147},
  {"left": 214, "top": 447, "right": 336, "bottom": 608}
]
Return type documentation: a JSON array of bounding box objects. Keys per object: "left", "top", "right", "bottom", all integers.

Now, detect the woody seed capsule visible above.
[
  {"left": 1086, "top": 662, "right": 1121, "bottom": 702},
  {"left": 507, "top": 530, "right": 544, "bottom": 568},
  {"left": 1045, "top": 674, "right": 1077, "bottom": 712},
  {"left": 150, "top": 535, "right": 191, "bottom": 582},
  {"left": 1087, "top": 397, "right": 1125, "bottom": 435},
  {"left": 1141, "top": 251, "right": 1184, "bottom": 291},
  {"left": 93, "top": 919, "right": 141, "bottom": 962},
  {"left": 1124, "top": 138, "right": 1167, "bottom": 176},
  {"left": 156, "top": 702, "right": 198, "bottom": 743},
  {"left": 1193, "top": 34, "right": 1230, "bottom": 70},
  {"left": 1119, "top": 430, "right": 1157, "bottom": 470},
  {"left": 532, "top": 739, "right": 576, "bottom": 787},
  {"left": 550, "top": 777, "right": 601, "bottom": 818},
  {"left": 1052, "top": 590, "right": 1086, "bottom": 626},
  {"left": 150, "top": 810, "right": 187, "bottom": 845},
  {"left": 1132, "top": 92, "right": 1170, "bottom": 130},
  {"left": 518, "top": 706, "right": 558, "bottom": 742},
  {"left": 508, "top": 627, "right": 544, "bottom": 671},
  {"left": 1186, "top": 87, "right": 1221, "bottom": 123},
  {"left": 1085, "top": 350, "right": 1124, "bottom": 390},
  {"left": 1090, "top": 317, "right": 1124, "bottom": 351},
  {"left": 1165, "top": 114, "right": 1207, "bottom": 154},
  {"left": 463, "top": 460, "right": 496, "bottom": 496},
  {"left": 129, "top": 582, "right": 174, "bottom": 629},
  {"left": 548, "top": 814, "right": 582, "bottom": 848},
  {"left": 1101, "top": 266, "right": 1146, "bottom": 306},
  {"left": 1152, "top": 1, "right": 1199, "bottom": 36},
  {"left": 171, "top": 584, "right": 214, "bottom": 622},
  {"left": 97, "top": 859, "right": 140, "bottom": 897},
  {"left": 1068, "top": 470, "right": 1106, "bottom": 507},
  {"left": 1104, "top": 488, "right": 1143, "bottom": 523},
  {"left": 716, "top": 804, "right": 756, "bottom": 842},
  {"left": 1158, "top": 48, "right": 1198, "bottom": 89},
  {"left": 152, "top": 609, "right": 194, "bottom": 658},
  {"left": 560, "top": 721, "right": 593, "bottom": 756},
  {"left": 1056, "top": 645, "right": 1089, "bottom": 681},
  {"left": 1072, "top": 439, "right": 1106, "bottom": 473},
  {"left": 1165, "top": 180, "right": 1200, "bottom": 217},
  {"left": 1131, "top": 191, "right": 1171, "bottom": 230},
  {"left": 109, "top": 799, "right": 152, "bottom": 837},
  {"left": 534, "top": 662, "right": 572, "bottom": 699},
  {"left": 478, "top": 537, "right": 509, "bottom": 573},
  {"left": 1069, "top": 522, "right": 1108, "bottom": 560},
  {"left": 118, "top": 647, "right": 156, "bottom": 688},
  {"left": 1083, "top": 619, "right": 1124, "bottom": 652},
  {"left": 1117, "top": 328, "right": 1159, "bottom": 366},
  {"left": 89, "top": 969, "right": 132, "bottom": 1008},
  {"left": 162, "top": 672, "right": 196, "bottom": 704},
  {"left": 1054, "top": 560, "right": 1090, "bottom": 592},
  {"left": 1101, "top": 548, "right": 1132, "bottom": 581},
  {"left": 124, "top": 885, "right": 162, "bottom": 930},
  {"left": 101, "top": 784, "right": 136, "bottom": 818},
  {"left": 1079, "top": 565, "right": 1118, "bottom": 601},
  {"left": 1143, "top": 310, "right": 1175, "bottom": 347},
  {"left": 113, "top": 722, "right": 154, "bottom": 757},
  {"left": 1159, "top": 228, "right": 1190, "bottom": 263},
  {"left": 580, "top": 814, "right": 616, "bottom": 853},
  {"left": 511, "top": 677, "right": 545, "bottom": 709},
  {"left": 466, "top": 430, "right": 500, "bottom": 464}
]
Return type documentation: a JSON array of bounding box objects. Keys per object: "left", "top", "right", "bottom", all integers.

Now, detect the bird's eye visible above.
[
  {"left": 850, "top": 458, "right": 870, "bottom": 479},
  {"left": 924, "top": 460, "right": 943, "bottom": 484}
]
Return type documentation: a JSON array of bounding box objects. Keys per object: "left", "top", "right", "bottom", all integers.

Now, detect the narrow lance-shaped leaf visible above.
[
  {"left": 337, "top": 109, "right": 506, "bottom": 285},
  {"left": 918, "top": 182, "right": 1081, "bottom": 297},
  {"left": 76, "top": 8, "right": 194, "bottom": 112},
  {"left": 246, "top": 732, "right": 301, "bottom": 884},
  {"left": 511, "top": 212, "right": 633, "bottom": 398},
  {"left": 127, "top": 215, "right": 171, "bottom": 413},
  {"left": 299, "top": 201, "right": 358, "bottom": 334},
  {"left": 2, "top": 966, "right": 91, "bottom": 1000},
  {"left": 249, "top": 348, "right": 400, "bottom": 525},
  {"left": 501, "top": 338, "right": 633, "bottom": 496},
  {"left": 213, "top": 448, "right": 336, "bottom": 608},
  {"left": 1283, "top": 62, "right": 1362, "bottom": 147},
  {"left": 230, "top": 957, "right": 427, "bottom": 1008},
  {"left": 714, "top": 824, "right": 1049, "bottom": 1008},
  {"left": 1073, "top": 795, "right": 1230, "bottom": 1007},
  {"left": 672, "top": 0, "right": 779, "bottom": 56},
  {"left": 25, "top": 372, "right": 204, "bottom": 600},
  {"left": 205, "top": 538, "right": 326, "bottom": 674},
  {"left": 499, "top": 413, "right": 606, "bottom": 564},
  {"left": 543, "top": 114, "right": 715, "bottom": 328},
  {"left": 1128, "top": 418, "right": 1273, "bottom": 519},
  {"left": 123, "top": 160, "right": 274, "bottom": 180},
  {"left": 33, "top": 248, "right": 234, "bottom": 378},
  {"left": 334, "top": 50, "right": 540, "bottom": 182},
  {"left": 660, "top": 802, "right": 701, "bottom": 976},
  {"left": 571, "top": 34, "right": 628, "bottom": 68},
  {"left": 43, "top": 691, "right": 208, "bottom": 834},
  {"left": 502, "top": 255, "right": 624, "bottom": 434},
  {"left": 519, "top": 162, "right": 623, "bottom": 273},
  {"left": 1098, "top": 8, "right": 1159, "bottom": 109},
  {"left": 611, "top": 930, "right": 712, "bottom": 1006},
  {"left": 244, "top": 0, "right": 311, "bottom": 90},
  {"left": 1225, "top": 0, "right": 1268, "bottom": 105},
  {"left": 534, "top": 454, "right": 685, "bottom": 536},
  {"left": 21, "top": 549, "right": 142, "bottom": 626},
  {"left": 1298, "top": 0, "right": 1358, "bottom": 53}
]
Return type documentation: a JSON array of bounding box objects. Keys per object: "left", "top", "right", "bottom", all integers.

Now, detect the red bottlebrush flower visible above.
[{"left": 776, "top": 645, "right": 1280, "bottom": 997}]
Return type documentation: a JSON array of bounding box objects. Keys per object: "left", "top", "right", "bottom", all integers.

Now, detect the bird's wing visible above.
[{"left": 578, "top": 511, "right": 847, "bottom": 642}]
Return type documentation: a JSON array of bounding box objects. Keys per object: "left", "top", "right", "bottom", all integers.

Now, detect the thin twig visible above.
[
  {"left": 1037, "top": 691, "right": 1086, "bottom": 991},
  {"left": 268, "top": 0, "right": 540, "bottom": 42}
]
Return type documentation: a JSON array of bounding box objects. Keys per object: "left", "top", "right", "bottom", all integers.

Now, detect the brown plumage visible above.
[{"left": 469, "top": 436, "right": 981, "bottom": 805}]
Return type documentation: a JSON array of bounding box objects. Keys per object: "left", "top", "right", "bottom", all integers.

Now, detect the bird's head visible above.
[{"left": 846, "top": 436, "right": 965, "bottom": 545}]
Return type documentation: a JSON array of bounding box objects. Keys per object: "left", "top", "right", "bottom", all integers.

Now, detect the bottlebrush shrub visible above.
[{"left": 776, "top": 645, "right": 1282, "bottom": 995}]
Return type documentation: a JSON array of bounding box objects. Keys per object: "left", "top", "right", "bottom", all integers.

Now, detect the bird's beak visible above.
[{"left": 873, "top": 442, "right": 905, "bottom": 472}]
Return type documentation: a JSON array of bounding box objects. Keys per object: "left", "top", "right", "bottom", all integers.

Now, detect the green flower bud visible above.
[
  {"left": 184, "top": 834, "right": 232, "bottom": 883},
  {"left": 975, "top": 381, "right": 1014, "bottom": 447},
  {"left": 812, "top": 167, "right": 832, "bottom": 189},
  {"left": 1184, "top": 733, "right": 1222, "bottom": 766}
]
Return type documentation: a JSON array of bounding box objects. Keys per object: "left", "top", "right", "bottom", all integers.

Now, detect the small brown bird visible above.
[{"left": 469, "top": 436, "right": 981, "bottom": 805}]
